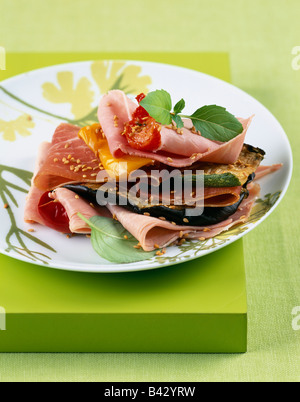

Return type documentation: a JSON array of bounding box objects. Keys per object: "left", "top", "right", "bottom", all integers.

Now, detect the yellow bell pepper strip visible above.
[{"left": 78, "top": 124, "right": 154, "bottom": 179}]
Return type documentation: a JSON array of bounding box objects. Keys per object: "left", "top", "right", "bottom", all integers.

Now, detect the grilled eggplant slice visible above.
[
  {"left": 132, "top": 144, "right": 264, "bottom": 188},
  {"left": 64, "top": 174, "right": 255, "bottom": 227}
]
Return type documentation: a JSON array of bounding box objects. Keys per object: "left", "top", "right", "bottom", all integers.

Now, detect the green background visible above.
[{"left": 0, "top": 0, "right": 299, "bottom": 382}]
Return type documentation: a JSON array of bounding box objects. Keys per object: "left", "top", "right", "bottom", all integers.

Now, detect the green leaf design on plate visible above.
[
  {"left": 0, "top": 165, "right": 56, "bottom": 264},
  {"left": 0, "top": 61, "right": 152, "bottom": 130}
]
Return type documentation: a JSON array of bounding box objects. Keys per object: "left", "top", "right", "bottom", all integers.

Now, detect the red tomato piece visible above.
[
  {"left": 38, "top": 192, "right": 70, "bottom": 233},
  {"left": 123, "top": 93, "right": 161, "bottom": 152}
]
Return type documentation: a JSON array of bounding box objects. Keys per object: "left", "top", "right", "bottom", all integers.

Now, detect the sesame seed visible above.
[
  {"left": 28, "top": 228, "right": 35, "bottom": 233},
  {"left": 3, "top": 204, "right": 9, "bottom": 209},
  {"left": 64, "top": 143, "right": 70, "bottom": 149},
  {"left": 180, "top": 231, "right": 184, "bottom": 238},
  {"left": 66, "top": 235, "right": 71, "bottom": 239},
  {"left": 90, "top": 203, "right": 95, "bottom": 208},
  {"left": 154, "top": 244, "right": 160, "bottom": 249},
  {"left": 91, "top": 173, "right": 97, "bottom": 177},
  {"left": 199, "top": 237, "right": 206, "bottom": 241},
  {"left": 179, "top": 239, "right": 186, "bottom": 246},
  {"left": 62, "top": 157, "right": 67, "bottom": 162},
  {"left": 240, "top": 215, "right": 247, "bottom": 220},
  {"left": 144, "top": 212, "right": 150, "bottom": 216},
  {"left": 171, "top": 222, "right": 177, "bottom": 226},
  {"left": 64, "top": 160, "right": 70, "bottom": 165},
  {"left": 83, "top": 175, "right": 87, "bottom": 178},
  {"left": 75, "top": 195, "right": 79, "bottom": 199},
  {"left": 53, "top": 158, "right": 58, "bottom": 163},
  {"left": 124, "top": 235, "right": 128, "bottom": 240},
  {"left": 67, "top": 154, "right": 72, "bottom": 160},
  {"left": 167, "top": 157, "right": 173, "bottom": 163},
  {"left": 159, "top": 217, "right": 166, "bottom": 221},
  {"left": 183, "top": 218, "right": 189, "bottom": 223},
  {"left": 77, "top": 159, "right": 81, "bottom": 164},
  {"left": 86, "top": 234, "right": 91, "bottom": 238},
  {"left": 27, "top": 115, "right": 33, "bottom": 121},
  {"left": 70, "top": 165, "right": 75, "bottom": 171},
  {"left": 92, "top": 159, "right": 98, "bottom": 163},
  {"left": 203, "top": 228, "right": 211, "bottom": 232}
]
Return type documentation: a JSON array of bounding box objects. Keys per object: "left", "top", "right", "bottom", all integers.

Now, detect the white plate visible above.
[{"left": 0, "top": 60, "right": 293, "bottom": 273}]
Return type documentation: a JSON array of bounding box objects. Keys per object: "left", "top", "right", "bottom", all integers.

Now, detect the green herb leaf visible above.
[
  {"left": 139, "top": 89, "right": 173, "bottom": 125},
  {"left": 78, "top": 213, "right": 156, "bottom": 263},
  {"left": 189, "top": 105, "right": 244, "bottom": 142},
  {"left": 139, "top": 90, "right": 243, "bottom": 142},
  {"left": 173, "top": 98, "right": 185, "bottom": 115},
  {"left": 172, "top": 114, "right": 184, "bottom": 129}
]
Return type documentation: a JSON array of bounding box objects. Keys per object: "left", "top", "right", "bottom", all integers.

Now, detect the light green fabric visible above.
[{"left": 0, "top": 0, "right": 299, "bottom": 382}]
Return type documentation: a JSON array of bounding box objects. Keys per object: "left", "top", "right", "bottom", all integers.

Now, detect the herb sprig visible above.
[
  {"left": 140, "top": 89, "right": 244, "bottom": 142},
  {"left": 78, "top": 213, "right": 156, "bottom": 263}
]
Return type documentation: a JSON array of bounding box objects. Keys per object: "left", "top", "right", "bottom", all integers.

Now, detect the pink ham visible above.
[
  {"left": 24, "top": 141, "right": 52, "bottom": 224},
  {"left": 255, "top": 164, "right": 283, "bottom": 180},
  {"left": 98, "top": 90, "right": 253, "bottom": 167},
  {"left": 106, "top": 183, "right": 260, "bottom": 251},
  {"left": 34, "top": 124, "right": 102, "bottom": 191},
  {"left": 50, "top": 188, "right": 111, "bottom": 233}
]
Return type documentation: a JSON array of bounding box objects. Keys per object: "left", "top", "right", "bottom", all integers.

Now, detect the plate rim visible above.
[{"left": 0, "top": 59, "right": 294, "bottom": 273}]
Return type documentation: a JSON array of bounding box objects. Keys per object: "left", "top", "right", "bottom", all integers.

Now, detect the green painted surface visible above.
[
  {"left": 0, "top": 0, "right": 299, "bottom": 381},
  {"left": 0, "top": 51, "right": 246, "bottom": 353}
]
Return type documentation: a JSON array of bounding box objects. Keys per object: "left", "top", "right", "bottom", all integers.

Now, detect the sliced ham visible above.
[
  {"left": 50, "top": 188, "right": 111, "bottom": 233},
  {"left": 106, "top": 183, "right": 260, "bottom": 251},
  {"left": 98, "top": 90, "right": 253, "bottom": 167},
  {"left": 24, "top": 141, "right": 52, "bottom": 224},
  {"left": 255, "top": 164, "right": 283, "bottom": 180},
  {"left": 34, "top": 124, "right": 104, "bottom": 191}
]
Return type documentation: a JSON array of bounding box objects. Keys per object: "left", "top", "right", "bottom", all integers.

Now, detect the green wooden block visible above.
[
  {"left": 0, "top": 240, "right": 247, "bottom": 353},
  {"left": 0, "top": 52, "right": 246, "bottom": 352}
]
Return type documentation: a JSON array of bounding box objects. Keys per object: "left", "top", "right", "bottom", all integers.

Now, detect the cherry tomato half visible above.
[
  {"left": 123, "top": 93, "right": 162, "bottom": 152},
  {"left": 38, "top": 192, "right": 70, "bottom": 233}
]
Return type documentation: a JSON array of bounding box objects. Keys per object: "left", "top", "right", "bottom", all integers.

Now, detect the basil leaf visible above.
[
  {"left": 78, "top": 214, "right": 156, "bottom": 263},
  {"left": 172, "top": 114, "right": 184, "bottom": 129},
  {"left": 140, "top": 89, "right": 173, "bottom": 125},
  {"left": 190, "top": 105, "right": 244, "bottom": 142},
  {"left": 173, "top": 98, "right": 185, "bottom": 115}
]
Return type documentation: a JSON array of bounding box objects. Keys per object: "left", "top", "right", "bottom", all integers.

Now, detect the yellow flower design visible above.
[
  {"left": 91, "top": 61, "right": 152, "bottom": 95},
  {"left": 0, "top": 115, "right": 35, "bottom": 142},
  {"left": 42, "top": 72, "right": 95, "bottom": 119}
]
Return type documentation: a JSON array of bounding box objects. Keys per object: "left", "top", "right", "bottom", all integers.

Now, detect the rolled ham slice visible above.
[
  {"left": 106, "top": 183, "right": 260, "bottom": 251},
  {"left": 34, "top": 124, "right": 104, "bottom": 191},
  {"left": 50, "top": 188, "right": 111, "bottom": 233},
  {"left": 98, "top": 90, "right": 253, "bottom": 167}
]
